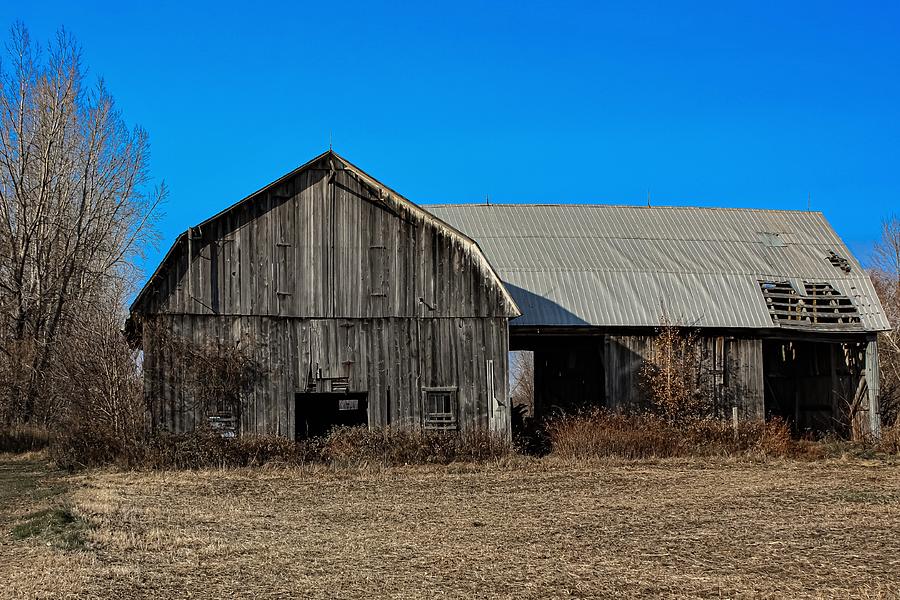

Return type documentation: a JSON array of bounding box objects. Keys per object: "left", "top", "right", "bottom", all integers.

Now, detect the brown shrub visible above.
[
  {"left": 870, "top": 216, "right": 900, "bottom": 428},
  {"left": 44, "top": 282, "right": 149, "bottom": 470},
  {"left": 323, "top": 426, "right": 510, "bottom": 467},
  {"left": 877, "top": 422, "right": 900, "bottom": 455},
  {"left": 134, "top": 426, "right": 510, "bottom": 470},
  {"left": 140, "top": 429, "right": 322, "bottom": 470},
  {"left": 638, "top": 323, "right": 715, "bottom": 422},
  {"left": 0, "top": 425, "right": 50, "bottom": 453},
  {"left": 49, "top": 425, "right": 125, "bottom": 470},
  {"left": 751, "top": 417, "right": 793, "bottom": 456},
  {"left": 548, "top": 411, "right": 680, "bottom": 459},
  {"left": 237, "top": 434, "right": 325, "bottom": 466},
  {"left": 548, "top": 409, "right": 793, "bottom": 460}
]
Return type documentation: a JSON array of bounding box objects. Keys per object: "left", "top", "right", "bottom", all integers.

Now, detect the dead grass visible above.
[
  {"left": 0, "top": 454, "right": 94, "bottom": 599},
  {"left": 48, "top": 426, "right": 512, "bottom": 471},
  {"left": 878, "top": 421, "right": 900, "bottom": 454},
  {"left": 1, "top": 457, "right": 898, "bottom": 599},
  {"left": 547, "top": 410, "right": 794, "bottom": 460}
]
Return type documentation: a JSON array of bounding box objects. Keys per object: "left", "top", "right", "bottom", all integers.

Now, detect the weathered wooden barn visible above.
[
  {"left": 428, "top": 204, "right": 890, "bottom": 436},
  {"left": 128, "top": 151, "right": 520, "bottom": 438},
  {"left": 131, "top": 151, "right": 890, "bottom": 439}
]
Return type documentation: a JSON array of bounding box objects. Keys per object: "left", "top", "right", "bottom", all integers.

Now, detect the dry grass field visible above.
[{"left": 2, "top": 455, "right": 900, "bottom": 599}]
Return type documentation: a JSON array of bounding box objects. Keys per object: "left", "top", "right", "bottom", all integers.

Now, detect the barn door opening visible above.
[
  {"left": 763, "top": 340, "right": 865, "bottom": 437},
  {"left": 533, "top": 339, "right": 604, "bottom": 418},
  {"left": 294, "top": 392, "right": 369, "bottom": 440}
]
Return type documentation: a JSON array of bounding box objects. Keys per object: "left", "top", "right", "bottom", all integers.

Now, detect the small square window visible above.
[
  {"left": 423, "top": 388, "right": 458, "bottom": 431},
  {"left": 207, "top": 413, "right": 238, "bottom": 438}
]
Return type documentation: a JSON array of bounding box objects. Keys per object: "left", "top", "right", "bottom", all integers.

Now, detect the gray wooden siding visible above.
[
  {"left": 137, "top": 154, "right": 511, "bottom": 437},
  {"left": 725, "top": 338, "right": 765, "bottom": 419},
  {"left": 865, "top": 341, "right": 881, "bottom": 436},
  {"left": 139, "top": 157, "right": 511, "bottom": 320},
  {"left": 604, "top": 334, "right": 764, "bottom": 418},
  {"left": 143, "top": 315, "right": 509, "bottom": 437}
]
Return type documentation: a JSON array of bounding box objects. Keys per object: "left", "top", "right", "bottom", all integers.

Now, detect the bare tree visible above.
[
  {"left": 53, "top": 280, "right": 146, "bottom": 453},
  {"left": 0, "top": 24, "right": 163, "bottom": 425},
  {"left": 510, "top": 351, "right": 534, "bottom": 416},
  {"left": 871, "top": 215, "right": 900, "bottom": 426},
  {"left": 141, "top": 318, "right": 266, "bottom": 437},
  {"left": 639, "top": 322, "right": 712, "bottom": 422}
]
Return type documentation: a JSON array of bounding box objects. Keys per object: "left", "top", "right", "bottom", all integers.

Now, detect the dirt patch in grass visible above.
[
  {"left": 2, "top": 456, "right": 900, "bottom": 599},
  {"left": 0, "top": 453, "right": 75, "bottom": 548},
  {"left": 0, "top": 453, "right": 67, "bottom": 511}
]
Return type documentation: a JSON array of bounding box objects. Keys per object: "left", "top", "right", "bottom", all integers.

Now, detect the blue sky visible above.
[{"left": 3, "top": 1, "right": 899, "bottom": 274}]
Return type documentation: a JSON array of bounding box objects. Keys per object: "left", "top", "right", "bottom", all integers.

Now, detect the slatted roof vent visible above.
[{"left": 759, "top": 280, "right": 861, "bottom": 329}]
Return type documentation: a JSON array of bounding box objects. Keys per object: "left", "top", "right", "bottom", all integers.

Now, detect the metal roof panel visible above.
[{"left": 427, "top": 204, "right": 890, "bottom": 332}]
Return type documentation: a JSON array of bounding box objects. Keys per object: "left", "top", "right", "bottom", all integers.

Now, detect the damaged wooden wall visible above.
[
  {"left": 517, "top": 329, "right": 879, "bottom": 436},
  {"left": 143, "top": 315, "right": 508, "bottom": 437},
  {"left": 134, "top": 153, "right": 516, "bottom": 438},
  {"left": 604, "top": 334, "right": 765, "bottom": 420},
  {"left": 513, "top": 332, "right": 765, "bottom": 420},
  {"left": 762, "top": 337, "right": 879, "bottom": 437}
]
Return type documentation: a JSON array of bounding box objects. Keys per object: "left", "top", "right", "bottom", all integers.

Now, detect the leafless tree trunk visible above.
[
  {"left": 510, "top": 351, "right": 534, "bottom": 416},
  {"left": 871, "top": 215, "right": 900, "bottom": 426},
  {"left": 0, "top": 23, "right": 163, "bottom": 426}
]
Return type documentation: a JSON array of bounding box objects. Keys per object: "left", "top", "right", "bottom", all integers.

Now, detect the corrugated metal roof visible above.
[{"left": 426, "top": 204, "right": 890, "bottom": 332}]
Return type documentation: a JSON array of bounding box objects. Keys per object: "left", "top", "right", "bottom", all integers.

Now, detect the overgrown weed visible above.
[
  {"left": 95, "top": 425, "right": 513, "bottom": 471},
  {"left": 546, "top": 409, "right": 793, "bottom": 460}
]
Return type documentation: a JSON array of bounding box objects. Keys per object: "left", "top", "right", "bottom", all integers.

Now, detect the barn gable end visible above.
[
  {"left": 131, "top": 152, "right": 518, "bottom": 320},
  {"left": 132, "top": 151, "right": 516, "bottom": 438}
]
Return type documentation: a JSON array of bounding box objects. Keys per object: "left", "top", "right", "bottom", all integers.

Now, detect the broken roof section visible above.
[{"left": 426, "top": 204, "right": 890, "bottom": 332}]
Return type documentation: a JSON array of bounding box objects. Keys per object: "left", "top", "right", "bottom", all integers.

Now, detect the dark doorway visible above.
[
  {"left": 295, "top": 392, "right": 369, "bottom": 439},
  {"left": 511, "top": 335, "right": 604, "bottom": 419},
  {"left": 763, "top": 340, "right": 864, "bottom": 437}
]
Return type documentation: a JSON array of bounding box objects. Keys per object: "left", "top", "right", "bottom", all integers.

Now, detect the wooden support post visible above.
[
  {"left": 732, "top": 405, "right": 739, "bottom": 440},
  {"left": 865, "top": 341, "right": 882, "bottom": 438}
]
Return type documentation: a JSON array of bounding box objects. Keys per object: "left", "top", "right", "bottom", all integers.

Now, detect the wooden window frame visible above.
[
  {"left": 422, "top": 387, "right": 459, "bottom": 431},
  {"left": 207, "top": 413, "right": 238, "bottom": 439}
]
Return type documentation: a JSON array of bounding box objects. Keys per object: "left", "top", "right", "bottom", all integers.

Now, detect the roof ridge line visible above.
[{"left": 425, "top": 202, "right": 825, "bottom": 214}]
